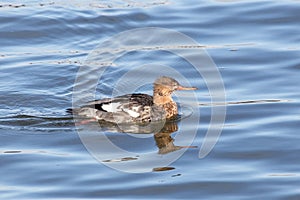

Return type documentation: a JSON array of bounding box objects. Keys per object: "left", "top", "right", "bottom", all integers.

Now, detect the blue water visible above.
[{"left": 1, "top": 0, "right": 300, "bottom": 199}]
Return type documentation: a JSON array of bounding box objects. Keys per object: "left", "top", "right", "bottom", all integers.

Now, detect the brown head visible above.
[{"left": 153, "top": 76, "right": 197, "bottom": 119}]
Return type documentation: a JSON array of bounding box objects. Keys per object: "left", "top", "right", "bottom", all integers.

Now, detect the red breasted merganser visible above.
[{"left": 71, "top": 76, "right": 197, "bottom": 124}]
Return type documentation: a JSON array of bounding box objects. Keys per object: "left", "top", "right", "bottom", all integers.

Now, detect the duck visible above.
[{"left": 70, "top": 76, "right": 197, "bottom": 124}]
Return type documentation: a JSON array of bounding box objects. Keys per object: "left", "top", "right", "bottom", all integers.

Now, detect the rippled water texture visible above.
[{"left": 1, "top": 0, "right": 300, "bottom": 199}]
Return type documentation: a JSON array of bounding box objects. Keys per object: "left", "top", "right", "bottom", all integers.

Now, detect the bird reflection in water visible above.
[
  {"left": 154, "top": 121, "right": 197, "bottom": 154},
  {"left": 97, "top": 118, "right": 197, "bottom": 155}
]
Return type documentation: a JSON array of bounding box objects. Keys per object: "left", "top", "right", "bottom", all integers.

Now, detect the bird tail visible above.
[{"left": 66, "top": 108, "right": 74, "bottom": 114}]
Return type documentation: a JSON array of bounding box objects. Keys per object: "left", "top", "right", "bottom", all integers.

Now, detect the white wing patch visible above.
[
  {"left": 102, "top": 102, "right": 141, "bottom": 118},
  {"left": 124, "top": 109, "right": 140, "bottom": 118},
  {"left": 101, "top": 102, "right": 122, "bottom": 112}
]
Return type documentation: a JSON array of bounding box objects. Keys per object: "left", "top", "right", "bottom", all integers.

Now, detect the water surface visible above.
[{"left": 0, "top": 0, "right": 300, "bottom": 199}]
